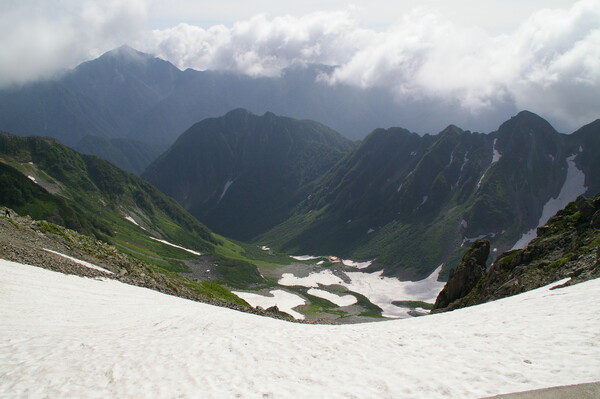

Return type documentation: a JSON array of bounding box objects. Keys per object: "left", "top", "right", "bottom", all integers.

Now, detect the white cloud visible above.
[
  {"left": 0, "top": 0, "right": 598, "bottom": 131},
  {"left": 0, "top": 0, "right": 148, "bottom": 87},
  {"left": 146, "top": 10, "right": 373, "bottom": 77},
  {"left": 142, "top": 1, "right": 600, "bottom": 130},
  {"left": 507, "top": 0, "right": 600, "bottom": 128}
]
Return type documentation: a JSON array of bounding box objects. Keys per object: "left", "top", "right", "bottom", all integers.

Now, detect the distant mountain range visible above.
[
  {"left": 0, "top": 45, "right": 515, "bottom": 174},
  {"left": 0, "top": 45, "right": 598, "bottom": 283},
  {"left": 145, "top": 109, "right": 599, "bottom": 280}
]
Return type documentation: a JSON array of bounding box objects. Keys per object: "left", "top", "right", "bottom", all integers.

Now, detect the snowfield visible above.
[
  {"left": 1, "top": 259, "right": 599, "bottom": 399},
  {"left": 279, "top": 265, "right": 446, "bottom": 318},
  {"left": 232, "top": 289, "right": 307, "bottom": 320}
]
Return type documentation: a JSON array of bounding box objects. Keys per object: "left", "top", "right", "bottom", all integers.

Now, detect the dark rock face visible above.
[
  {"left": 143, "top": 109, "right": 354, "bottom": 241},
  {"left": 576, "top": 195, "right": 596, "bottom": 220},
  {"left": 433, "top": 239, "right": 490, "bottom": 310},
  {"left": 434, "top": 193, "right": 600, "bottom": 313}
]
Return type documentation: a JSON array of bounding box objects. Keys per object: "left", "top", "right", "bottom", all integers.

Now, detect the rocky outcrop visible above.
[
  {"left": 432, "top": 240, "right": 489, "bottom": 310},
  {"left": 433, "top": 194, "right": 600, "bottom": 312}
]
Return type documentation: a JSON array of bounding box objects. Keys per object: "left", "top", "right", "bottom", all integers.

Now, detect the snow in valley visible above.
[
  {"left": 232, "top": 289, "right": 307, "bottom": 320},
  {"left": 278, "top": 264, "right": 445, "bottom": 318},
  {"left": 2, "top": 259, "right": 599, "bottom": 399}
]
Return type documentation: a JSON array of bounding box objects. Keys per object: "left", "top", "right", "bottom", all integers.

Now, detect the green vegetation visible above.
[
  {"left": 358, "top": 310, "right": 385, "bottom": 318},
  {"left": 0, "top": 132, "right": 272, "bottom": 289},
  {"left": 212, "top": 255, "right": 266, "bottom": 288}
]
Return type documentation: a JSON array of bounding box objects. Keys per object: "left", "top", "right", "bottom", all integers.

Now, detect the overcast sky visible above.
[{"left": 1, "top": 0, "right": 598, "bottom": 132}]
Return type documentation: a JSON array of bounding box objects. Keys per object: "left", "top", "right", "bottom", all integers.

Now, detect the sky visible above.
[{"left": 0, "top": 0, "right": 599, "bottom": 132}]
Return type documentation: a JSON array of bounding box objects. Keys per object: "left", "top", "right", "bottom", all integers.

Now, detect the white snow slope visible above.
[
  {"left": 279, "top": 265, "right": 445, "bottom": 318},
  {"left": 512, "top": 154, "right": 587, "bottom": 250},
  {"left": 1, "top": 259, "right": 599, "bottom": 399}
]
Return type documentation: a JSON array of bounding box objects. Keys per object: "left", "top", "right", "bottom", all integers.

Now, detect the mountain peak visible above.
[
  {"left": 100, "top": 45, "right": 153, "bottom": 63},
  {"left": 224, "top": 108, "right": 254, "bottom": 121},
  {"left": 496, "top": 110, "right": 558, "bottom": 137},
  {"left": 439, "top": 124, "right": 465, "bottom": 137}
]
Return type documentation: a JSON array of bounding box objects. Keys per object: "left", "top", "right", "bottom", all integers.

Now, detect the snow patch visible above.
[
  {"left": 232, "top": 290, "right": 306, "bottom": 319},
  {"left": 460, "top": 152, "right": 469, "bottom": 173},
  {"left": 289, "top": 255, "right": 320, "bottom": 261},
  {"left": 462, "top": 233, "right": 495, "bottom": 246},
  {"left": 491, "top": 138, "right": 502, "bottom": 164},
  {"left": 42, "top": 248, "right": 114, "bottom": 274},
  {"left": 342, "top": 259, "right": 373, "bottom": 269},
  {"left": 279, "top": 265, "right": 445, "bottom": 318},
  {"left": 512, "top": 154, "right": 587, "bottom": 250},
  {"left": 124, "top": 215, "right": 146, "bottom": 231},
  {"left": 218, "top": 179, "right": 235, "bottom": 201},
  {"left": 2, "top": 260, "right": 600, "bottom": 398},
  {"left": 149, "top": 237, "right": 202, "bottom": 256},
  {"left": 475, "top": 171, "right": 486, "bottom": 189},
  {"left": 124, "top": 216, "right": 139, "bottom": 226},
  {"left": 307, "top": 288, "right": 357, "bottom": 307},
  {"left": 279, "top": 269, "right": 343, "bottom": 287}
]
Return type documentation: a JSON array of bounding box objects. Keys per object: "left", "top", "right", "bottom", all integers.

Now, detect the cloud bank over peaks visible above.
[
  {"left": 0, "top": 0, "right": 147, "bottom": 87},
  {"left": 142, "top": 1, "right": 600, "bottom": 131},
  {"left": 147, "top": 10, "right": 374, "bottom": 77},
  {"left": 0, "top": 0, "right": 598, "bottom": 132}
]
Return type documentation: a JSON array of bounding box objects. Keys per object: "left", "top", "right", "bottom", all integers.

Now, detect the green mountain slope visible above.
[
  {"left": 143, "top": 109, "right": 355, "bottom": 241},
  {"left": 258, "top": 111, "right": 599, "bottom": 280},
  {"left": 0, "top": 131, "right": 219, "bottom": 272},
  {"left": 74, "top": 135, "right": 168, "bottom": 175}
]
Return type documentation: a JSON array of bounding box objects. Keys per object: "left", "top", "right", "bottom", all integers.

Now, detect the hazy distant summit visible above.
[{"left": 0, "top": 46, "right": 518, "bottom": 147}]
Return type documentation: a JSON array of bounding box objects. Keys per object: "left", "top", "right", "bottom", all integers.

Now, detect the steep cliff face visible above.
[
  {"left": 433, "top": 194, "right": 600, "bottom": 312},
  {"left": 143, "top": 109, "right": 354, "bottom": 240},
  {"left": 433, "top": 240, "right": 489, "bottom": 310}
]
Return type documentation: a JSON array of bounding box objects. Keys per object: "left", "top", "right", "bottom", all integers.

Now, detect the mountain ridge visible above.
[
  {"left": 143, "top": 109, "right": 355, "bottom": 240},
  {"left": 255, "top": 112, "right": 598, "bottom": 279},
  {"left": 0, "top": 46, "right": 538, "bottom": 173}
]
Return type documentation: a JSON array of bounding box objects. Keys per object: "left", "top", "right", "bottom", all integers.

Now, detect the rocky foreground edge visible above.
[{"left": 433, "top": 194, "right": 600, "bottom": 313}]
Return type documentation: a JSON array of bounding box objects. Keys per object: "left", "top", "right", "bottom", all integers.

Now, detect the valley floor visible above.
[{"left": 1, "top": 259, "right": 599, "bottom": 399}]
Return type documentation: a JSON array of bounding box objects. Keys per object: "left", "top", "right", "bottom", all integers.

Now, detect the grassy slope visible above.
[{"left": 0, "top": 132, "right": 279, "bottom": 289}]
